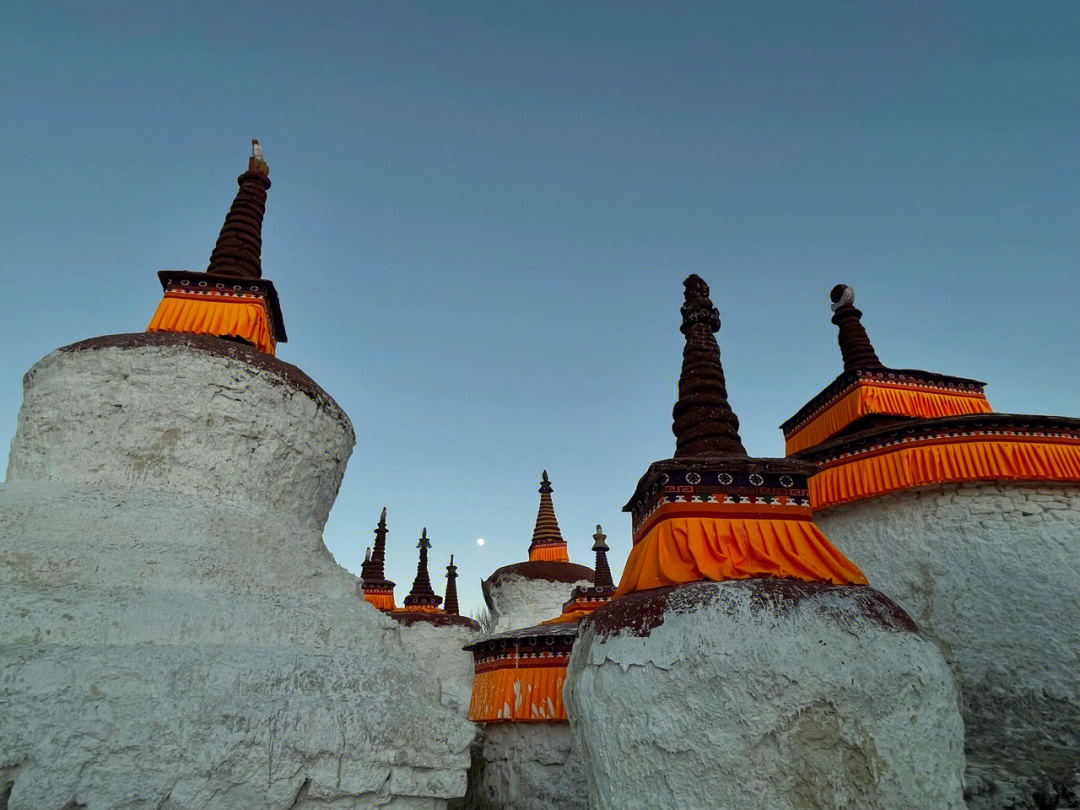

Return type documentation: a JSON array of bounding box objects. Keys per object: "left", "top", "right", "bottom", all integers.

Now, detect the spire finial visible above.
[
  {"left": 592, "top": 524, "right": 614, "bottom": 589},
  {"left": 671, "top": 275, "right": 747, "bottom": 457},
  {"left": 361, "top": 507, "right": 393, "bottom": 589},
  {"left": 205, "top": 141, "right": 271, "bottom": 280},
  {"left": 403, "top": 528, "right": 441, "bottom": 608},
  {"left": 829, "top": 284, "right": 884, "bottom": 371},
  {"left": 528, "top": 470, "right": 568, "bottom": 561},
  {"left": 444, "top": 555, "right": 460, "bottom": 615},
  {"left": 249, "top": 139, "right": 268, "bottom": 175}
]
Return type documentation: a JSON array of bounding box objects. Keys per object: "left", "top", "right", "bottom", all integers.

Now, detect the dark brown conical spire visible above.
[
  {"left": 362, "top": 508, "right": 394, "bottom": 588},
  {"left": 205, "top": 140, "right": 271, "bottom": 280},
  {"left": 403, "top": 528, "right": 442, "bottom": 609},
  {"left": 444, "top": 555, "right": 460, "bottom": 615},
  {"left": 592, "top": 525, "right": 613, "bottom": 589},
  {"left": 829, "top": 284, "right": 884, "bottom": 371},
  {"left": 672, "top": 275, "right": 747, "bottom": 457},
  {"left": 528, "top": 471, "right": 570, "bottom": 561},
  {"left": 361, "top": 508, "right": 396, "bottom": 610}
]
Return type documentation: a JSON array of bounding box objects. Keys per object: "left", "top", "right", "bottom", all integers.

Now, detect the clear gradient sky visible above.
[{"left": 2, "top": 2, "right": 1078, "bottom": 616}]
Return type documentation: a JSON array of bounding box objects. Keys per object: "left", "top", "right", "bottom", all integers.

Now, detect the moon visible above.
[{"left": 476, "top": 537, "right": 485, "bottom": 546}]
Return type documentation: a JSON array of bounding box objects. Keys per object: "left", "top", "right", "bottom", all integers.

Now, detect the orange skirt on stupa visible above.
[
  {"left": 616, "top": 510, "right": 866, "bottom": 597},
  {"left": 148, "top": 293, "right": 276, "bottom": 354}
]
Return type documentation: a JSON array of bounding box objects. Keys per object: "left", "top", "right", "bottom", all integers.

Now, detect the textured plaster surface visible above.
[
  {"left": 397, "top": 621, "right": 480, "bottom": 714},
  {"left": 488, "top": 575, "right": 590, "bottom": 634},
  {"left": 471, "top": 724, "right": 585, "bottom": 810},
  {"left": 817, "top": 482, "right": 1080, "bottom": 810},
  {"left": 0, "top": 343, "right": 474, "bottom": 810},
  {"left": 565, "top": 580, "right": 965, "bottom": 810}
]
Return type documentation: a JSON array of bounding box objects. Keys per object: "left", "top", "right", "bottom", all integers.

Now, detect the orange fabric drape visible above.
[
  {"left": 147, "top": 294, "right": 275, "bottom": 354},
  {"left": 615, "top": 516, "right": 866, "bottom": 597},
  {"left": 389, "top": 606, "right": 445, "bottom": 616},
  {"left": 785, "top": 383, "right": 992, "bottom": 454},
  {"left": 529, "top": 544, "right": 570, "bottom": 562},
  {"left": 810, "top": 438, "right": 1080, "bottom": 509},
  {"left": 363, "top": 592, "right": 396, "bottom": 610},
  {"left": 468, "top": 665, "right": 568, "bottom": 722},
  {"left": 542, "top": 612, "right": 585, "bottom": 624}
]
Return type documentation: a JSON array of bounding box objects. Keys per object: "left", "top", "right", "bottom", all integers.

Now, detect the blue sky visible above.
[{"left": 2, "top": 1, "right": 1078, "bottom": 615}]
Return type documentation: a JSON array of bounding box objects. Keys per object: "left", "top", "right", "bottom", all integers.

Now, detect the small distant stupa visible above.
[
  {"left": 480, "top": 471, "right": 594, "bottom": 634},
  {"left": 360, "top": 508, "right": 396, "bottom": 610}
]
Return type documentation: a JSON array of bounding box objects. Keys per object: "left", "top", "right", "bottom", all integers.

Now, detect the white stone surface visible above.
[
  {"left": 565, "top": 580, "right": 965, "bottom": 810},
  {"left": 396, "top": 620, "right": 479, "bottom": 714},
  {"left": 0, "top": 339, "right": 475, "bottom": 810},
  {"left": 487, "top": 574, "right": 590, "bottom": 634},
  {"left": 816, "top": 481, "right": 1080, "bottom": 809},
  {"left": 472, "top": 723, "right": 585, "bottom": 810}
]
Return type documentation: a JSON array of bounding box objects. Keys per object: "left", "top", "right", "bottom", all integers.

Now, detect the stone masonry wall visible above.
[{"left": 816, "top": 481, "right": 1080, "bottom": 809}]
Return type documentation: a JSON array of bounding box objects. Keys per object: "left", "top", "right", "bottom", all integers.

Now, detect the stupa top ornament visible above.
[
  {"left": 147, "top": 140, "right": 286, "bottom": 354},
  {"left": 672, "top": 275, "right": 746, "bottom": 458},
  {"left": 616, "top": 274, "right": 867, "bottom": 596},
  {"left": 779, "top": 282, "right": 990, "bottom": 456}
]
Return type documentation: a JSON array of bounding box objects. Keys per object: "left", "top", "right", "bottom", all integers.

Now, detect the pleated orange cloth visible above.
[
  {"left": 811, "top": 438, "right": 1080, "bottom": 509},
  {"left": 388, "top": 605, "right": 445, "bottom": 616},
  {"left": 615, "top": 515, "right": 866, "bottom": 597},
  {"left": 362, "top": 592, "right": 396, "bottom": 610},
  {"left": 528, "top": 544, "right": 570, "bottom": 562},
  {"left": 468, "top": 665, "right": 568, "bottom": 722},
  {"left": 785, "top": 383, "right": 992, "bottom": 454},
  {"left": 147, "top": 294, "right": 276, "bottom": 354}
]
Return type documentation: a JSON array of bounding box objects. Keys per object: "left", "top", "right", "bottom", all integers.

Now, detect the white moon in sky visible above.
[{"left": 476, "top": 538, "right": 485, "bottom": 546}]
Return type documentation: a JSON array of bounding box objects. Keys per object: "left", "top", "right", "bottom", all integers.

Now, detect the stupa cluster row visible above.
[{"left": 1, "top": 143, "right": 1078, "bottom": 810}]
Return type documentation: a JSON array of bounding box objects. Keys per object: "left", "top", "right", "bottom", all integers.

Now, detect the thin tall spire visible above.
[
  {"left": 403, "top": 528, "right": 442, "bottom": 609},
  {"left": 829, "top": 284, "right": 884, "bottom": 372},
  {"left": 206, "top": 139, "right": 271, "bottom": 280},
  {"left": 528, "top": 470, "right": 569, "bottom": 562},
  {"left": 361, "top": 508, "right": 393, "bottom": 588},
  {"left": 444, "top": 555, "right": 460, "bottom": 615},
  {"left": 592, "top": 525, "right": 613, "bottom": 589},
  {"left": 361, "top": 508, "right": 396, "bottom": 610},
  {"left": 671, "top": 275, "right": 747, "bottom": 457}
]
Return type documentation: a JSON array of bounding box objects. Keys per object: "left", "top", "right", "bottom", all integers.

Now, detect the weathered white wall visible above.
[
  {"left": 816, "top": 481, "right": 1080, "bottom": 809},
  {"left": 396, "top": 621, "right": 479, "bottom": 715},
  {"left": 488, "top": 575, "right": 589, "bottom": 634},
  {"left": 0, "top": 339, "right": 475, "bottom": 810},
  {"left": 471, "top": 723, "right": 585, "bottom": 810},
  {"left": 565, "top": 580, "right": 965, "bottom": 810}
]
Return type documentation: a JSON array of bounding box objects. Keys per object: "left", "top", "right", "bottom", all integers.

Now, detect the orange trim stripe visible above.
[
  {"left": 785, "top": 383, "right": 992, "bottom": 454},
  {"left": 529, "top": 544, "right": 570, "bottom": 562},
  {"left": 468, "top": 665, "right": 568, "bottom": 722},
  {"left": 633, "top": 501, "right": 812, "bottom": 544},
  {"left": 615, "top": 515, "right": 866, "bottom": 597},
  {"left": 363, "top": 592, "right": 396, "bottom": 610},
  {"left": 810, "top": 439, "right": 1080, "bottom": 509},
  {"left": 147, "top": 294, "right": 276, "bottom": 354}
]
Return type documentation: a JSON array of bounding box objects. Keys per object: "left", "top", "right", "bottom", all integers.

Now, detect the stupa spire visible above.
[
  {"left": 206, "top": 139, "right": 271, "bottom": 280},
  {"left": 403, "top": 528, "right": 442, "bottom": 609},
  {"left": 591, "top": 525, "right": 613, "bottom": 589},
  {"left": 829, "top": 284, "right": 884, "bottom": 372},
  {"left": 672, "top": 274, "right": 746, "bottom": 457},
  {"left": 528, "top": 470, "right": 570, "bottom": 562},
  {"left": 147, "top": 140, "right": 286, "bottom": 354},
  {"left": 360, "top": 508, "right": 396, "bottom": 610},
  {"left": 444, "top": 555, "right": 460, "bottom": 615}
]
